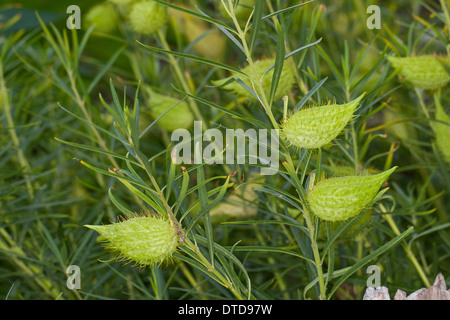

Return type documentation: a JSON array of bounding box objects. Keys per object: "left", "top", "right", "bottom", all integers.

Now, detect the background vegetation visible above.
[{"left": 0, "top": 0, "right": 448, "bottom": 300}]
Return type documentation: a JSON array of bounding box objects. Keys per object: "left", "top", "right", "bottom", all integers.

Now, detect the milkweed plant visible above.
[{"left": 0, "top": 0, "right": 449, "bottom": 300}]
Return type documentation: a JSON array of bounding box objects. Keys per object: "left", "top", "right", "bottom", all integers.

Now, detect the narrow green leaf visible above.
[
  {"left": 282, "top": 160, "right": 307, "bottom": 205},
  {"left": 229, "top": 246, "right": 314, "bottom": 263},
  {"left": 138, "top": 41, "right": 247, "bottom": 76},
  {"left": 173, "top": 167, "right": 190, "bottom": 217},
  {"left": 327, "top": 226, "right": 414, "bottom": 299},
  {"left": 108, "top": 188, "right": 134, "bottom": 216},
  {"left": 171, "top": 85, "right": 264, "bottom": 129},
  {"left": 165, "top": 147, "right": 177, "bottom": 200},
  {"left": 234, "top": 78, "right": 260, "bottom": 100},
  {"left": 303, "top": 266, "right": 351, "bottom": 299},
  {"left": 196, "top": 7, "right": 245, "bottom": 53},
  {"left": 249, "top": 0, "right": 263, "bottom": 52},
  {"left": 195, "top": 142, "right": 215, "bottom": 265},
  {"left": 260, "top": 0, "right": 315, "bottom": 22},
  {"left": 153, "top": 0, "right": 238, "bottom": 34},
  {"left": 109, "top": 79, "right": 127, "bottom": 129},
  {"left": 294, "top": 77, "right": 327, "bottom": 112},
  {"left": 269, "top": 20, "right": 285, "bottom": 106},
  {"left": 408, "top": 222, "right": 450, "bottom": 247},
  {"left": 254, "top": 187, "right": 302, "bottom": 210},
  {"left": 55, "top": 138, "right": 141, "bottom": 167},
  {"left": 87, "top": 46, "right": 126, "bottom": 94}
]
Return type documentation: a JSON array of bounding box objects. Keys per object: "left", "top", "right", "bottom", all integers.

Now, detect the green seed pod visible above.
[
  {"left": 388, "top": 55, "right": 450, "bottom": 90},
  {"left": 85, "top": 3, "right": 118, "bottom": 34},
  {"left": 85, "top": 214, "right": 179, "bottom": 266},
  {"left": 147, "top": 91, "right": 194, "bottom": 131},
  {"left": 128, "top": 0, "right": 166, "bottom": 35},
  {"left": 307, "top": 167, "right": 397, "bottom": 222},
  {"left": 282, "top": 93, "right": 365, "bottom": 149},
  {"left": 213, "top": 57, "right": 295, "bottom": 101},
  {"left": 433, "top": 100, "right": 450, "bottom": 163}
]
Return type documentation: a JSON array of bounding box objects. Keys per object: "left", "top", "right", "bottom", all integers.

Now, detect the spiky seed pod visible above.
[
  {"left": 388, "top": 55, "right": 450, "bottom": 90},
  {"left": 85, "top": 3, "right": 118, "bottom": 34},
  {"left": 128, "top": 0, "right": 166, "bottom": 35},
  {"left": 148, "top": 91, "right": 194, "bottom": 131},
  {"left": 85, "top": 214, "right": 179, "bottom": 267},
  {"left": 212, "top": 58, "right": 296, "bottom": 101},
  {"left": 307, "top": 167, "right": 397, "bottom": 222},
  {"left": 433, "top": 101, "right": 450, "bottom": 163},
  {"left": 282, "top": 93, "right": 365, "bottom": 149}
]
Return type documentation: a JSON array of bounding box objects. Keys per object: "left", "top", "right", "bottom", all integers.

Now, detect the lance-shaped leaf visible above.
[
  {"left": 146, "top": 90, "right": 194, "bottom": 132},
  {"left": 212, "top": 57, "right": 295, "bottom": 101},
  {"left": 307, "top": 167, "right": 397, "bottom": 222}
]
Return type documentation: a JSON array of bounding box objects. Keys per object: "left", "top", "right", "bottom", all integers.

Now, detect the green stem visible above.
[
  {"left": 0, "top": 65, "right": 35, "bottom": 200},
  {"left": 184, "top": 238, "right": 244, "bottom": 300},
  {"left": 439, "top": 0, "right": 450, "bottom": 41},
  {"left": 156, "top": 29, "right": 207, "bottom": 130},
  {"left": 0, "top": 229, "right": 62, "bottom": 299},
  {"left": 225, "top": 0, "right": 327, "bottom": 299},
  {"left": 255, "top": 226, "right": 290, "bottom": 299},
  {"left": 380, "top": 205, "right": 431, "bottom": 287},
  {"left": 226, "top": 0, "right": 279, "bottom": 130},
  {"left": 413, "top": 87, "right": 430, "bottom": 119}
]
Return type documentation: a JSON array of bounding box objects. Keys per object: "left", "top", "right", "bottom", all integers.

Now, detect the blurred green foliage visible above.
[{"left": 0, "top": 0, "right": 448, "bottom": 300}]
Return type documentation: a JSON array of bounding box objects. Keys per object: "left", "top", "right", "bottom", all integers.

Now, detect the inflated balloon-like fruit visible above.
[
  {"left": 432, "top": 98, "right": 450, "bottom": 163},
  {"left": 128, "top": 0, "right": 166, "bottom": 35},
  {"left": 85, "top": 3, "right": 118, "bottom": 33},
  {"left": 212, "top": 57, "right": 295, "bottom": 101},
  {"left": 148, "top": 91, "right": 194, "bottom": 131},
  {"left": 388, "top": 55, "right": 450, "bottom": 90},
  {"left": 307, "top": 167, "right": 397, "bottom": 222},
  {"left": 282, "top": 93, "right": 365, "bottom": 149},
  {"left": 85, "top": 214, "right": 179, "bottom": 266}
]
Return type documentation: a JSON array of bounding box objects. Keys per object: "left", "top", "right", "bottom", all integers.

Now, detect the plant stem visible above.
[
  {"left": 226, "top": 0, "right": 279, "bottom": 130},
  {"left": 439, "top": 0, "right": 450, "bottom": 40},
  {"left": 225, "top": 0, "right": 327, "bottom": 299},
  {"left": 303, "top": 209, "right": 327, "bottom": 299},
  {"left": 413, "top": 87, "right": 430, "bottom": 119},
  {"left": 0, "top": 229, "right": 62, "bottom": 299},
  {"left": 184, "top": 238, "right": 244, "bottom": 300},
  {"left": 156, "top": 29, "right": 207, "bottom": 130},
  {"left": 380, "top": 204, "right": 431, "bottom": 287},
  {"left": 0, "top": 65, "right": 35, "bottom": 200}
]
